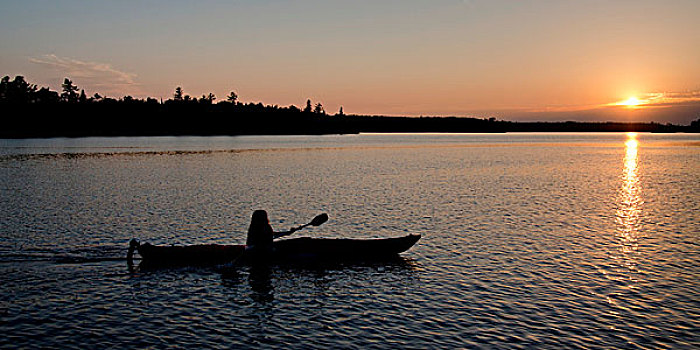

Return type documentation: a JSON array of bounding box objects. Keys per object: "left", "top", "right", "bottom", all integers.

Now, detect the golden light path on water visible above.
[{"left": 616, "top": 132, "right": 643, "bottom": 269}]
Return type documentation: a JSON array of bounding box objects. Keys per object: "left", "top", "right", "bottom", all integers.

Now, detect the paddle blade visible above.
[{"left": 310, "top": 213, "right": 329, "bottom": 226}]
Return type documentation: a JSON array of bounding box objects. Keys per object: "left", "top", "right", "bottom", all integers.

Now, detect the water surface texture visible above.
[{"left": 1, "top": 133, "right": 698, "bottom": 349}]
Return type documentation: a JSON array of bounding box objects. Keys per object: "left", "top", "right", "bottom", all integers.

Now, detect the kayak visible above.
[
  {"left": 270, "top": 234, "right": 420, "bottom": 261},
  {"left": 128, "top": 234, "right": 420, "bottom": 266}
]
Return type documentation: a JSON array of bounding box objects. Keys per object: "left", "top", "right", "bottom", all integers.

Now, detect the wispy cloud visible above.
[
  {"left": 639, "top": 91, "right": 700, "bottom": 107},
  {"left": 647, "top": 91, "right": 700, "bottom": 99},
  {"left": 606, "top": 91, "right": 700, "bottom": 109},
  {"left": 29, "top": 54, "right": 141, "bottom": 96},
  {"left": 484, "top": 90, "right": 700, "bottom": 124}
]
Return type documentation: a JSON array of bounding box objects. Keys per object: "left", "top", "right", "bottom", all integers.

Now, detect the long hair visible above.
[
  {"left": 247, "top": 210, "right": 272, "bottom": 247},
  {"left": 248, "top": 210, "right": 270, "bottom": 234}
]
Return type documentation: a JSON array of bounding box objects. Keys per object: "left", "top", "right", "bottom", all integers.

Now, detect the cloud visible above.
[
  {"left": 646, "top": 91, "right": 700, "bottom": 100},
  {"left": 637, "top": 91, "right": 700, "bottom": 107},
  {"left": 29, "top": 54, "right": 141, "bottom": 96},
  {"left": 478, "top": 90, "right": 700, "bottom": 124},
  {"left": 504, "top": 100, "right": 700, "bottom": 125}
]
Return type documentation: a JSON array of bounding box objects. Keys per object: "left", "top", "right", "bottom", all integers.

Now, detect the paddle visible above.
[
  {"left": 274, "top": 213, "right": 328, "bottom": 239},
  {"left": 293, "top": 213, "right": 328, "bottom": 232}
]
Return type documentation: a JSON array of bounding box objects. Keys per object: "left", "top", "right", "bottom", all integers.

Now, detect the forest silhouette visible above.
[{"left": 1, "top": 75, "right": 698, "bottom": 138}]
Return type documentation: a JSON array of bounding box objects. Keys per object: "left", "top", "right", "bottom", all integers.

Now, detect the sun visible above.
[
  {"left": 620, "top": 96, "right": 642, "bottom": 107},
  {"left": 610, "top": 96, "right": 648, "bottom": 109}
]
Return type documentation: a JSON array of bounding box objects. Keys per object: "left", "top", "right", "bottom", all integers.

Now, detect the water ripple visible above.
[{"left": 1, "top": 134, "right": 699, "bottom": 349}]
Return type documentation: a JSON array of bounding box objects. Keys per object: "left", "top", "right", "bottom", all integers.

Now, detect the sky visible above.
[{"left": 1, "top": 0, "right": 699, "bottom": 123}]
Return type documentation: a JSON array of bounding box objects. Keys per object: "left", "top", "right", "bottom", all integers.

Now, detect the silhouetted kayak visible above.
[{"left": 128, "top": 234, "right": 420, "bottom": 265}]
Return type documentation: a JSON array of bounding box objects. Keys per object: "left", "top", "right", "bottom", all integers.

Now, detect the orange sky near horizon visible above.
[{"left": 1, "top": 1, "right": 699, "bottom": 123}]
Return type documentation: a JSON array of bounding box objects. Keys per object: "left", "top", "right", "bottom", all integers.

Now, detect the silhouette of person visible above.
[{"left": 245, "top": 210, "right": 296, "bottom": 259}]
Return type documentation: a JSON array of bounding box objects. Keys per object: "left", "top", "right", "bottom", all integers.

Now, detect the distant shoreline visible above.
[
  {"left": 2, "top": 75, "right": 698, "bottom": 138},
  {"left": 3, "top": 118, "right": 697, "bottom": 139},
  {"left": 3, "top": 106, "right": 698, "bottom": 139}
]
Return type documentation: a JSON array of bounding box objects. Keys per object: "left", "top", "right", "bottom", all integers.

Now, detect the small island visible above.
[{"left": 2, "top": 75, "right": 699, "bottom": 138}]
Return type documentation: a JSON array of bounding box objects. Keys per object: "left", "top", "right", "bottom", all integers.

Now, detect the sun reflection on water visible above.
[{"left": 616, "top": 132, "right": 643, "bottom": 266}]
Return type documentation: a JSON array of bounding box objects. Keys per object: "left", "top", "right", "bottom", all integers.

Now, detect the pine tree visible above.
[
  {"left": 61, "top": 78, "right": 79, "bottom": 103},
  {"left": 174, "top": 86, "right": 184, "bottom": 101},
  {"left": 227, "top": 91, "right": 238, "bottom": 103}
]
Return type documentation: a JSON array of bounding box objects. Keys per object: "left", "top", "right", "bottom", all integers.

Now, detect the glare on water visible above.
[
  {"left": 617, "top": 133, "right": 643, "bottom": 243},
  {"left": 616, "top": 132, "right": 642, "bottom": 267}
]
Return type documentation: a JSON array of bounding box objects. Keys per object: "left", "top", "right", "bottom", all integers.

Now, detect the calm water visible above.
[{"left": 1, "top": 133, "right": 698, "bottom": 349}]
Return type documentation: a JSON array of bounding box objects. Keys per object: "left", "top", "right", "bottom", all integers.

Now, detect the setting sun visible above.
[
  {"left": 609, "top": 96, "right": 651, "bottom": 110},
  {"left": 620, "top": 97, "right": 642, "bottom": 107}
]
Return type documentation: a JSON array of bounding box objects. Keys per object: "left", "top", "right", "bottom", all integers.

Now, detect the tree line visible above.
[
  {"left": 0, "top": 75, "right": 338, "bottom": 114},
  {"left": 0, "top": 75, "right": 351, "bottom": 137},
  {"left": 1, "top": 75, "right": 697, "bottom": 138}
]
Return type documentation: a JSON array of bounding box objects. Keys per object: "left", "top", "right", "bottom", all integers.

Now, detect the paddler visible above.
[{"left": 245, "top": 210, "right": 297, "bottom": 260}]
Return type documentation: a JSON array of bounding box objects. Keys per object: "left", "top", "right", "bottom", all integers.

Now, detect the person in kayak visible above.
[{"left": 245, "top": 210, "right": 297, "bottom": 258}]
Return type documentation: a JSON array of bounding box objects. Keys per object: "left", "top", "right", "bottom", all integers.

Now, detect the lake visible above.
[{"left": 1, "top": 133, "right": 698, "bottom": 349}]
